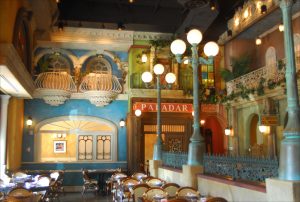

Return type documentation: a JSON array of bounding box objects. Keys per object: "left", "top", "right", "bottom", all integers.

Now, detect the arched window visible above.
[
  {"left": 85, "top": 55, "right": 112, "bottom": 74},
  {"left": 265, "top": 47, "right": 277, "bottom": 79},
  {"left": 294, "top": 34, "right": 300, "bottom": 70},
  {"left": 34, "top": 116, "right": 117, "bottom": 162}
]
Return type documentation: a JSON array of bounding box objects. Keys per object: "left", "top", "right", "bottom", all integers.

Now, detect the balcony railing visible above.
[
  {"left": 226, "top": 62, "right": 287, "bottom": 95},
  {"left": 203, "top": 154, "right": 278, "bottom": 182},
  {"left": 162, "top": 151, "right": 188, "bottom": 169}
]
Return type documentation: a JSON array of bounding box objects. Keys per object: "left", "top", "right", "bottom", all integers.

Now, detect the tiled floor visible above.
[{"left": 59, "top": 193, "right": 113, "bottom": 202}]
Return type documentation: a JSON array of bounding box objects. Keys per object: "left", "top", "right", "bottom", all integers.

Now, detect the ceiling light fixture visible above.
[
  {"left": 210, "top": 0, "right": 216, "bottom": 11},
  {"left": 129, "top": 0, "right": 134, "bottom": 3}
]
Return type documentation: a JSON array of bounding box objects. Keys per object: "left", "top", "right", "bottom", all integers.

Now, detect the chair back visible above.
[
  {"left": 82, "top": 169, "right": 91, "bottom": 182},
  {"left": 122, "top": 177, "right": 140, "bottom": 189},
  {"left": 162, "top": 183, "right": 180, "bottom": 198},
  {"left": 8, "top": 187, "right": 32, "bottom": 198},
  {"left": 131, "top": 172, "right": 147, "bottom": 181},
  {"left": 143, "top": 187, "right": 168, "bottom": 201},
  {"left": 111, "top": 172, "right": 127, "bottom": 181},
  {"left": 145, "top": 177, "right": 166, "bottom": 187},
  {"left": 176, "top": 186, "right": 200, "bottom": 199},
  {"left": 132, "top": 184, "right": 150, "bottom": 202},
  {"left": 206, "top": 197, "right": 228, "bottom": 202}
]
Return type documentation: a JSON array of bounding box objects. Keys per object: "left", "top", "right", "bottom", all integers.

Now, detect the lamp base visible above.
[
  {"left": 187, "top": 140, "right": 205, "bottom": 165},
  {"left": 153, "top": 143, "right": 163, "bottom": 161}
]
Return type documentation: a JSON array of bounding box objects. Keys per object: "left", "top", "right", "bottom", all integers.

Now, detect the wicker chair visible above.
[
  {"left": 206, "top": 197, "right": 228, "bottom": 202},
  {"left": 162, "top": 183, "right": 180, "bottom": 198},
  {"left": 132, "top": 184, "right": 150, "bottom": 202},
  {"left": 81, "top": 169, "right": 99, "bottom": 195},
  {"left": 120, "top": 177, "right": 140, "bottom": 201},
  {"left": 131, "top": 172, "right": 148, "bottom": 181},
  {"left": 176, "top": 187, "right": 200, "bottom": 201},
  {"left": 143, "top": 187, "right": 168, "bottom": 201},
  {"left": 7, "top": 187, "right": 33, "bottom": 201},
  {"left": 145, "top": 177, "right": 166, "bottom": 187}
]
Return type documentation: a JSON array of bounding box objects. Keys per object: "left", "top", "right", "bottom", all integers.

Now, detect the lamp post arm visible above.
[
  {"left": 175, "top": 54, "right": 182, "bottom": 64},
  {"left": 199, "top": 56, "right": 214, "bottom": 65}
]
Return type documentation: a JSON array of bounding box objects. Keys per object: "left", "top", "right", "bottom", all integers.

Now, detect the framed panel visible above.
[{"left": 53, "top": 140, "right": 66, "bottom": 153}]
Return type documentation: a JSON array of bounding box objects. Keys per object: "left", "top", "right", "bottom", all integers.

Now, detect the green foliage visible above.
[
  {"left": 149, "top": 40, "right": 171, "bottom": 49},
  {"left": 37, "top": 55, "right": 50, "bottom": 73},
  {"left": 256, "top": 77, "right": 265, "bottom": 96},
  {"left": 220, "top": 54, "right": 252, "bottom": 82},
  {"left": 277, "top": 59, "right": 285, "bottom": 70}
]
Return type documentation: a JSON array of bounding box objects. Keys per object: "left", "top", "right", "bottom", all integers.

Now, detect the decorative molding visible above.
[
  {"left": 0, "top": 43, "right": 35, "bottom": 98},
  {"left": 130, "top": 89, "right": 192, "bottom": 99},
  {"left": 133, "top": 31, "right": 173, "bottom": 41}
]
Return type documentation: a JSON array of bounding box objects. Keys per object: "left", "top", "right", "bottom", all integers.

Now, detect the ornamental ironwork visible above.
[
  {"left": 162, "top": 151, "right": 188, "bottom": 169},
  {"left": 203, "top": 154, "right": 278, "bottom": 182}
]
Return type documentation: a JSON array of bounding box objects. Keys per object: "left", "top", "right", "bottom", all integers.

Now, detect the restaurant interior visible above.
[{"left": 0, "top": 0, "right": 300, "bottom": 201}]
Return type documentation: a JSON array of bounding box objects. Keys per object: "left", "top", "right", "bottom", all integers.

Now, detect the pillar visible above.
[{"left": 0, "top": 95, "right": 11, "bottom": 179}]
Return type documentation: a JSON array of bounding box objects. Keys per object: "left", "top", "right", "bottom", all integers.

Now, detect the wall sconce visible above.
[
  {"left": 192, "top": 111, "right": 194, "bottom": 116},
  {"left": 243, "top": 9, "right": 249, "bottom": 19},
  {"left": 117, "top": 22, "right": 125, "bottom": 31},
  {"left": 141, "top": 53, "right": 148, "bottom": 63},
  {"left": 256, "top": 38, "right": 262, "bottom": 45},
  {"left": 119, "top": 119, "right": 126, "bottom": 127},
  {"left": 135, "top": 109, "right": 142, "bottom": 117},
  {"left": 55, "top": 133, "right": 67, "bottom": 138},
  {"left": 26, "top": 116, "right": 33, "bottom": 127},
  {"left": 210, "top": 0, "right": 216, "bottom": 11},
  {"left": 261, "top": 4, "right": 267, "bottom": 14},
  {"left": 259, "top": 125, "right": 270, "bottom": 134},
  {"left": 200, "top": 119, "right": 205, "bottom": 126},
  {"left": 224, "top": 127, "right": 232, "bottom": 136},
  {"left": 279, "top": 24, "right": 284, "bottom": 32}
]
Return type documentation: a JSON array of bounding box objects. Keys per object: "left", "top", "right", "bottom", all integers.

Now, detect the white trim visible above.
[
  {"left": 34, "top": 116, "right": 118, "bottom": 163},
  {"left": 21, "top": 161, "right": 127, "bottom": 164}
]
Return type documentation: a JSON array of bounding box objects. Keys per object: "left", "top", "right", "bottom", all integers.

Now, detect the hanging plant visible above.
[{"left": 256, "top": 77, "right": 266, "bottom": 96}]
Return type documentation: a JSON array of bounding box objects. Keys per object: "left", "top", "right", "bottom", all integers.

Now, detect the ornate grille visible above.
[
  {"left": 96, "top": 135, "right": 111, "bottom": 160},
  {"left": 78, "top": 135, "right": 93, "bottom": 160}
]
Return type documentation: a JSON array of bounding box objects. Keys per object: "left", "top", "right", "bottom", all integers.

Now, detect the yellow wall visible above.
[
  {"left": 0, "top": 0, "right": 22, "bottom": 43},
  {"left": 6, "top": 97, "right": 24, "bottom": 171},
  {"left": 40, "top": 133, "right": 77, "bottom": 162}
]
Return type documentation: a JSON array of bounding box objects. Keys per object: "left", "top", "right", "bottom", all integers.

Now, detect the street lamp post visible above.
[
  {"left": 170, "top": 29, "right": 219, "bottom": 165},
  {"left": 142, "top": 64, "right": 176, "bottom": 160}
]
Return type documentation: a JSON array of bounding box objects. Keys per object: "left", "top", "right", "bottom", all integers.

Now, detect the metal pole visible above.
[
  {"left": 187, "top": 45, "right": 205, "bottom": 165},
  {"left": 279, "top": 0, "right": 300, "bottom": 180},
  {"left": 153, "top": 74, "right": 163, "bottom": 160}
]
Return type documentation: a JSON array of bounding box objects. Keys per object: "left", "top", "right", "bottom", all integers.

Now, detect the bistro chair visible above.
[
  {"left": 108, "top": 172, "right": 127, "bottom": 199},
  {"left": 81, "top": 169, "right": 99, "bottom": 195},
  {"left": 168, "top": 199, "right": 189, "bottom": 202},
  {"left": 162, "top": 183, "right": 180, "bottom": 198},
  {"left": 176, "top": 187, "right": 200, "bottom": 201},
  {"left": 13, "top": 171, "right": 27, "bottom": 178},
  {"left": 206, "top": 197, "right": 228, "bottom": 202},
  {"left": 131, "top": 172, "right": 148, "bottom": 181},
  {"left": 118, "top": 177, "right": 140, "bottom": 201},
  {"left": 50, "top": 171, "right": 64, "bottom": 194},
  {"left": 0, "top": 192, "right": 4, "bottom": 201},
  {"left": 37, "top": 175, "right": 51, "bottom": 187},
  {"left": 7, "top": 187, "right": 33, "bottom": 200},
  {"left": 132, "top": 183, "right": 150, "bottom": 202},
  {"left": 143, "top": 187, "right": 168, "bottom": 202},
  {"left": 145, "top": 177, "right": 166, "bottom": 187}
]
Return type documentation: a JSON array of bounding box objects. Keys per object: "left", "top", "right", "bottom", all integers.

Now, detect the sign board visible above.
[
  {"left": 133, "top": 102, "right": 193, "bottom": 113},
  {"left": 261, "top": 115, "right": 279, "bottom": 126},
  {"left": 201, "top": 104, "right": 219, "bottom": 113}
]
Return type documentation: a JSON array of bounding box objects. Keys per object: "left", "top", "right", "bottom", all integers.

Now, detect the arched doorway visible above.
[
  {"left": 203, "top": 117, "right": 224, "bottom": 154},
  {"left": 34, "top": 116, "right": 118, "bottom": 162},
  {"left": 248, "top": 114, "right": 264, "bottom": 156}
]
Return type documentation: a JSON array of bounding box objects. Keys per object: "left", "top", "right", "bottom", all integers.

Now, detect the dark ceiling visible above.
[{"left": 58, "top": 0, "right": 245, "bottom": 41}]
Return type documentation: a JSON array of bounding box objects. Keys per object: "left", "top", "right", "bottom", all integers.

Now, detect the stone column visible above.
[{"left": 0, "top": 95, "right": 11, "bottom": 179}]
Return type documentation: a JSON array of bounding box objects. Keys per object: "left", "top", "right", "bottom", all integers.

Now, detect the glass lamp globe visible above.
[
  {"left": 141, "top": 71, "right": 153, "bottom": 83},
  {"left": 135, "top": 109, "right": 142, "bottom": 117},
  {"left": 224, "top": 128, "right": 231, "bottom": 136},
  {"left": 187, "top": 29, "right": 203, "bottom": 45},
  {"left": 153, "top": 64, "right": 165, "bottom": 75},
  {"left": 170, "top": 39, "right": 186, "bottom": 55},
  {"left": 141, "top": 53, "right": 148, "bottom": 63},
  {"left": 204, "top": 41, "right": 219, "bottom": 57},
  {"left": 165, "top": 73, "right": 176, "bottom": 84}
]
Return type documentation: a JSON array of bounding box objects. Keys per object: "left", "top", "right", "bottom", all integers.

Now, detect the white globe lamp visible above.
[
  {"left": 204, "top": 41, "right": 219, "bottom": 57},
  {"left": 170, "top": 39, "right": 186, "bottom": 55},
  {"left": 165, "top": 73, "right": 176, "bottom": 84},
  {"left": 153, "top": 64, "right": 165, "bottom": 75},
  {"left": 187, "top": 29, "right": 203, "bottom": 45},
  {"left": 135, "top": 109, "right": 142, "bottom": 117},
  {"left": 141, "top": 71, "right": 153, "bottom": 83}
]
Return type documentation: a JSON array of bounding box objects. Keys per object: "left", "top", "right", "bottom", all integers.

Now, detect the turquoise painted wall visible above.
[{"left": 22, "top": 99, "right": 128, "bottom": 186}]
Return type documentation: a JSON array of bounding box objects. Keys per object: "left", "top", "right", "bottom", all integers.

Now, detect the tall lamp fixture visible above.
[
  {"left": 142, "top": 64, "right": 176, "bottom": 160},
  {"left": 171, "top": 29, "right": 219, "bottom": 165}
]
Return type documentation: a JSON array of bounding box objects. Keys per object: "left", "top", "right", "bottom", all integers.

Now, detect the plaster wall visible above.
[{"left": 158, "top": 167, "right": 183, "bottom": 186}]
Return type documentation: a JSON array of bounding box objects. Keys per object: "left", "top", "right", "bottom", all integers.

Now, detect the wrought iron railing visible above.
[
  {"left": 203, "top": 154, "right": 279, "bottom": 182},
  {"left": 162, "top": 151, "right": 188, "bottom": 169}
]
